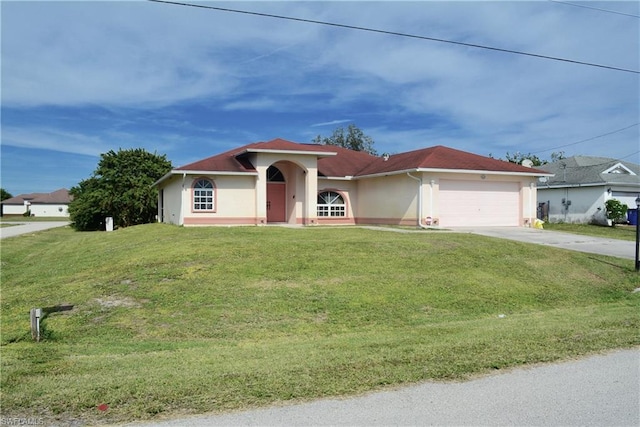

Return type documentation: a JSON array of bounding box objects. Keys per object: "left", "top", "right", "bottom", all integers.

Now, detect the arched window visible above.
[
  {"left": 317, "top": 191, "right": 346, "bottom": 217},
  {"left": 193, "top": 179, "right": 214, "bottom": 211},
  {"left": 267, "top": 165, "right": 285, "bottom": 182}
]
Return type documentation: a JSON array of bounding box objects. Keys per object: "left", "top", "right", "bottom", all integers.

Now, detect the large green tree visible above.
[
  {"left": 1, "top": 188, "right": 13, "bottom": 201},
  {"left": 312, "top": 124, "right": 377, "bottom": 155},
  {"left": 69, "top": 148, "right": 172, "bottom": 231}
]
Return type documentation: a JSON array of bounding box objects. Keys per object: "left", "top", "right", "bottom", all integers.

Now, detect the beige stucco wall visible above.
[
  {"left": 158, "top": 174, "right": 258, "bottom": 225},
  {"left": 158, "top": 175, "right": 184, "bottom": 225},
  {"left": 353, "top": 171, "right": 537, "bottom": 227},
  {"left": 355, "top": 174, "right": 418, "bottom": 225},
  {"left": 183, "top": 175, "right": 257, "bottom": 225}
]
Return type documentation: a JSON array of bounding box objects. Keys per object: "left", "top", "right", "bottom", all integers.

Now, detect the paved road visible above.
[
  {"left": 452, "top": 226, "right": 636, "bottom": 260},
  {"left": 0, "top": 221, "right": 70, "bottom": 239},
  {"left": 127, "top": 348, "right": 639, "bottom": 426}
]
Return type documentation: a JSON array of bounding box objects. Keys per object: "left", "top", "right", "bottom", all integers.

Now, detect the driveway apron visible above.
[
  {"left": 453, "top": 226, "right": 636, "bottom": 260},
  {"left": 0, "top": 221, "right": 70, "bottom": 239}
]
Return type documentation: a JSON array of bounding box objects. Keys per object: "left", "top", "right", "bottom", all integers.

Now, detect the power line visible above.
[
  {"left": 532, "top": 123, "right": 640, "bottom": 154},
  {"left": 147, "top": 0, "right": 639, "bottom": 74},
  {"left": 550, "top": 151, "right": 640, "bottom": 170},
  {"left": 549, "top": 0, "right": 640, "bottom": 18},
  {"left": 618, "top": 151, "right": 640, "bottom": 162}
]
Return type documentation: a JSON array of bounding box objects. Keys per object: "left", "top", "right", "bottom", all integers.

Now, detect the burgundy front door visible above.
[{"left": 267, "top": 183, "right": 286, "bottom": 222}]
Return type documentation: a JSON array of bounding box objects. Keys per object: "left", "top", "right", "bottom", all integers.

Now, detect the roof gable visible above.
[
  {"left": 176, "top": 139, "right": 339, "bottom": 173},
  {"left": 538, "top": 156, "right": 640, "bottom": 186},
  {"left": 603, "top": 162, "right": 635, "bottom": 175}
]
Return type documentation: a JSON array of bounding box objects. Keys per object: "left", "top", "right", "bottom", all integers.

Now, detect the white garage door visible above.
[{"left": 439, "top": 180, "right": 520, "bottom": 227}]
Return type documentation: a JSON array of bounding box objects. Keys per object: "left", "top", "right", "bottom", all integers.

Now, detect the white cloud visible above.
[
  {"left": 1, "top": 127, "right": 109, "bottom": 157},
  {"left": 311, "top": 119, "right": 352, "bottom": 127},
  {"left": 1, "top": 1, "right": 638, "bottom": 169}
]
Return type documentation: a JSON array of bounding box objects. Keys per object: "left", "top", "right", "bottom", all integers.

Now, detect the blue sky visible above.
[{"left": 2, "top": 1, "right": 639, "bottom": 196}]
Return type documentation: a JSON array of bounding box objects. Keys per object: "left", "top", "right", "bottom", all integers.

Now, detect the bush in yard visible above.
[
  {"left": 69, "top": 148, "right": 172, "bottom": 231},
  {"left": 605, "top": 199, "right": 628, "bottom": 226}
]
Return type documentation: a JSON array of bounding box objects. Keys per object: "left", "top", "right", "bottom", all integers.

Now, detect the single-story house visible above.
[
  {"left": 536, "top": 156, "right": 640, "bottom": 223},
  {"left": 154, "top": 139, "right": 551, "bottom": 228},
  {"left": 1, "top": 188, "right": 72, "bottom": 217}
]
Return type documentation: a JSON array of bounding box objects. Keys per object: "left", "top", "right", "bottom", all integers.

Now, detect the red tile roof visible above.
[
  {"left": 174, "top": 139, "right": 545, "bottom": 177},
  {"left": 355, "top": 145, "right": 544, "bottom": 176},
  {"left": 176, "top": 139, "right": 334, "bottom": 172},
  {"left": 2, "top": 188, "right": 72, "bottom": 205}
]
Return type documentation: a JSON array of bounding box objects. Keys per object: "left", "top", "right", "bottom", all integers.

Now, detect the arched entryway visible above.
[{"left": 266, "top": 165, "right": 286, "bottom": 223}]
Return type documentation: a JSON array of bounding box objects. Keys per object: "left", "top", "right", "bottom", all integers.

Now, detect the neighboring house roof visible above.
[
  {"left": 168, "top": 139, "right": 547, "bottom": 181},
  {"left": 1, "top": 188, "right": 72, "bottom": 205},
  {"left": 537, "top": 156, "right": 640, "bottom": 187}
]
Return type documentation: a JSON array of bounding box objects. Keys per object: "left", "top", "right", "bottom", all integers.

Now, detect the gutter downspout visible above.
[
  {"left": 407, "top": 172, "right": 430, "bottom": 229},
  {"left": 181, "top": 172, "right": 187, "bottom": 225},
  {"left": 529, "top": 182, "right": 534, "bottom": 227},
  {"left": 429, "top": 179, "right": 435, "bottom": 223}
]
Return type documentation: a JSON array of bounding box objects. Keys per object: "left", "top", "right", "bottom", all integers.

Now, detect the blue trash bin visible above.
[{"left": 628, "top": 208, "right": 638, "bottom": 226}]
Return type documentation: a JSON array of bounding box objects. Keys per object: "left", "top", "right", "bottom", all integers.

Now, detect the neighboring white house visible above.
[
  {"left": 154, "top": 139, "right": 551, "bottom": 228},
  {"left": 536, "top": 156, "right": 640, "bottom": 223},
  {"left": 1, "top": 188, "right": 72, "bottom": 217}
]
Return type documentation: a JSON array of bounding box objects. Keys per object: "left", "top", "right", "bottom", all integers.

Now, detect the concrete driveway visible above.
[
  {"left": 452, "top": 226, "right": 636, "bottom": 260},
  {"left": 0, "top": 221, "right": 70, "bottom": 239},
  {"left": 126, "top": 348, "right": 639, "bottom": 426}
]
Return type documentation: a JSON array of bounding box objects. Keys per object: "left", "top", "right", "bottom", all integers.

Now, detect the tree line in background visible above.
[
  {"left": 312, "top": 124, "right": 378, "bottom": 155},
  {"left": 1, "top": 188, "right": 13, "bottom": 201},
  {"left": 311, "top": 123, "right": 569, "bottom": 166},
  {"left": 491, "top": 150, "right": 566, "bottom": 166}
]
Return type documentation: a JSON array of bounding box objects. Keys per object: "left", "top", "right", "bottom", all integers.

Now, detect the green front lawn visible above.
[
  {"left": 544, "top": 222, "right": 637, "bottom": 241},
  {"left": 1, "top": 224, "right": 638, "bottom": 425}
]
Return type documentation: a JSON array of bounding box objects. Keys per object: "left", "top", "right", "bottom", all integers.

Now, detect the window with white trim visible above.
[
  {"left": 193, "top": 179, "right": 214, "bottom": 211},
  {"left": 317, "top": 191, "right": 346, "bottom": 217}
]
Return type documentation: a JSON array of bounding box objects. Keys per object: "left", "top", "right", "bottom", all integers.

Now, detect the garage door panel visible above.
[{"left": 439, "top": 180, "right": 520, "bottom": 227}]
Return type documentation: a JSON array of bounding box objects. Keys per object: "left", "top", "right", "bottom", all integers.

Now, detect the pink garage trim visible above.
[
  {"left": 354, "top": 217, "right": 417, "bottom": 226},
  {"left": 184, "top": 217, "right": 258, "bottom": 226},
  {"left": 317, "top": 217, "right": 356, "bottom": 225},
  {"left": 295, "top": 217, "right": 319, "bottom": 225}
]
